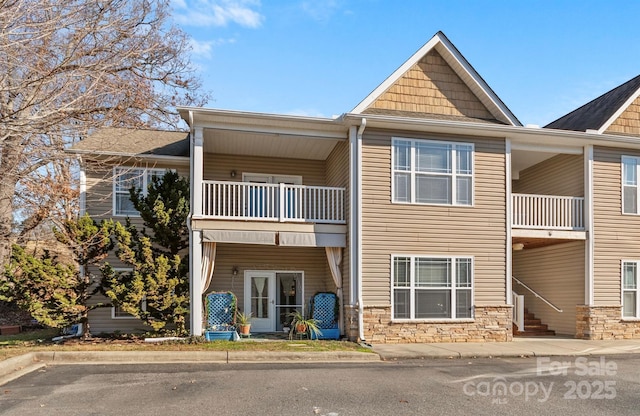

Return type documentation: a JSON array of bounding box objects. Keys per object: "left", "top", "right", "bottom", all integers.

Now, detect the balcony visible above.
[
  {"left": 201, "top": 181, "right": 345, "bottom": 224},
  {"left": 512, "top": 193, "right": 584, "bottom": 231}
]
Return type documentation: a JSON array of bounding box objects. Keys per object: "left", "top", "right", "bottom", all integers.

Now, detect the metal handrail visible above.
[{"left": 512, "top": 276, "right": 563, "bottom": 312}]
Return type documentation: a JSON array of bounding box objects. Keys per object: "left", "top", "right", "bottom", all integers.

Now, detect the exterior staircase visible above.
[{"left": 513, "top": 308, "right": 556, "bottom": 337}]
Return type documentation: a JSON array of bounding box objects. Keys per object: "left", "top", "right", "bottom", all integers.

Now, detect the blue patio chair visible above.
[
  {"left": 204, "top": 292, "right": 238, "bottom": 341},
  {"left": 309, "top": 292, "right": 340, "bottom": 340}
]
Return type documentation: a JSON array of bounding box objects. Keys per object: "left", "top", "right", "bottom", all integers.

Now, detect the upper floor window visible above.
[
  {"left": 622, "top": 156, "right": 640, "bottom": 214},
  {"left": 622, "top": 261, "right": 640, "bottom": 318},
  {"left": 392, "top": 255, "right": 473, "bottom": 320},
  {"left": 392, "top": 138, "right": 473, "bottom": 205},
  {"left": 113, "top": 167, "right": 166, "bottom": 216}
]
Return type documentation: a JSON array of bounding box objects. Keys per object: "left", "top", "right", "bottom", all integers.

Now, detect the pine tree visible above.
[
  {"left": 101, "top": 171, "right": 190, "bottom": 334},
  {"left": 1, "top": 214, "right": 113, "bottom": 332}
]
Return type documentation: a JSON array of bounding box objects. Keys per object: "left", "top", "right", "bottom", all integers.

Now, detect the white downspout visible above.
[{"left": 356, "top": 118, "right": 366, "bottom": 342}]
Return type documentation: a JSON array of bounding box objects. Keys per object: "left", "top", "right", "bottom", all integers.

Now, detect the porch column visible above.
[
  {"left": 192, "top": 126, "right": 204, "bottom": 217},
  {"left": 190, "top": 229, "right": 204, "bottom": 335}
]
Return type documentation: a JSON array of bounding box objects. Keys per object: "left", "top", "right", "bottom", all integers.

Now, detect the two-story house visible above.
[{"left": 71, "top": 31, "right": 640, "bottom": 343}]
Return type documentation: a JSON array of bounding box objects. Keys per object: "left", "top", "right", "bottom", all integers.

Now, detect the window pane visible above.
[
  {"left": 415, "top": 289, "right": 451, "bottom": 319},
  {"left": 416, "top": 258, "right": 450, "bottom": 287},
  {"left": 624, "top": 263, "right": 637, "bottom": 289},
  {"left": 623, "top": 187, "right": 637, "bottom": 214},
  {"left": 456, "top": 146, "right": 472, "bottom": 174},
  {"left": 116, "top": 194, "right": 137, "bottom": 216},
  {"left": 416, "top": 143, "right": 451, "bottom": 173},
  {"left": 394, "top": 289, "right": 410, "bottom": 319},
  {"left": 456, "top": 289, "right": 472, "bottom": 318},
  {"left": 623, "top": 159, "right": 637, "bottom": 185},
  {"left": 456, "top": 177, "right": 472, "bottom": 205},
  {"left": 623, "top": 292, "right": 636, "bottom": 317},
  {"left": 394, "top": 141, "right": 411, "bottom": 171},
  {"left": 393, "top": 257, "right": 410, "bottom": 287},
  {"left": 394, "top": 173, "right": 410, "bottom": 202},
  {"left": 116, "top": 169, "right": 144, "bottom": 192},
  {"left": 416, "top": 175, "right": 451, "bottom": 204},
  {"left": 456, "top": 259, "right": 472, "bottom": 287}
]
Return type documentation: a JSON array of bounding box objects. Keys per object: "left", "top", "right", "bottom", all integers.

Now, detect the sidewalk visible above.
[{"left": 373, "top": 337, "right": 640, "bottom": 360}]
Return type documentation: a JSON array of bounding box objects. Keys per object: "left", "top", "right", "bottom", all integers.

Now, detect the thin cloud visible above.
[
  {"left": 189, "top": 38, "right": 236, "bottom": 59},
  {"left": 173, "top": 0, "right": 264, "bottom": 28},
  {"left": 299, "top": 0, "right": 342, "bottom": 22}
]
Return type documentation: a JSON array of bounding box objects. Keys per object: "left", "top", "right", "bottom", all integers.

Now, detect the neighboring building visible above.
[{"left": 70, "top": 32, "right": 640, "bottom": 342}]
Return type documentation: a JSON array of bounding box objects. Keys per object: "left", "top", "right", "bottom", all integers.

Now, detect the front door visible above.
[
  {"left": 244, "top": 271, "right": 304, "bottom": 332},
  {"left": 245, "top": 271, "right": 276, "bottom": 332}
]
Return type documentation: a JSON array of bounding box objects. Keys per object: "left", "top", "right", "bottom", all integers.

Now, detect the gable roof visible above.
[
  {"left": 68, "top": 128, "right": 189, "bottom": 158},
  {"left": 545, "top": 75, "right": 640, "bottom": 133},
  {"left": 351, "top": 31, "right": 521, "bottom": 126}
]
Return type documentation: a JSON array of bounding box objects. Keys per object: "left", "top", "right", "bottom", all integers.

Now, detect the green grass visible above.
[{"left": 0, "top": 329, "right": 372, "bottom": 361}]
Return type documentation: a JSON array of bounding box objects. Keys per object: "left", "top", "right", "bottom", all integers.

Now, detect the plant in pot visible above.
[
  {"left": 236, "top": 311, "right": 252, "bottom": 335},
  {"left": 288, "top": 310, "right": 322, "bottom": 340}
]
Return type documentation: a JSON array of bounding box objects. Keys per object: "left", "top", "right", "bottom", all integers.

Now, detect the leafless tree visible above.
[{"left": 0, "top": 0, "right": 209, "bottom": 265}]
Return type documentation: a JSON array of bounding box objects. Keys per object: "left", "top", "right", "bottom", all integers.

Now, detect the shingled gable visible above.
[
  {"left": 545, "top": 74, "right": 640, "bottom": 135},
  {"left": 351, "top": 31, "right": 521, "bottom": 126}
]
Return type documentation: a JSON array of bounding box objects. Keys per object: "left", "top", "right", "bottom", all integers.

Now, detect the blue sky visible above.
[{"left": 171, "top": 0, "right": 640, "bottom": 126}]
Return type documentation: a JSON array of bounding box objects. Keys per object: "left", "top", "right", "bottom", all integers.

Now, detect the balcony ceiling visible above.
[{"left": 203, "top": 129, "right": 343, "bottom": 160}]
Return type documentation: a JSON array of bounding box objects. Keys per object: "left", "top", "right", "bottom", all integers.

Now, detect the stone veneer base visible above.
[
  {"left": 576, "top": 305, "right": 640, "bottom": 340},
  {"left": 362, "top": 305, "right": 513, "bottom": 344}
]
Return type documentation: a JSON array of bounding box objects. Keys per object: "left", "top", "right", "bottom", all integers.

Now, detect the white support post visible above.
[
  {"left": 279, "top": 182, "right": 286, "bottom": 222},
  {"left": 190, "top": 229, "right": 203, "bottom": 336},
  {"left": 506, "top": 139, "right": 513, "bottom": 305},
  {"left": 192, "top": 127, "right": 204, "bottom": 217},
  {"left": 584, "top": 145, "right": 594, "bottom": 306}
]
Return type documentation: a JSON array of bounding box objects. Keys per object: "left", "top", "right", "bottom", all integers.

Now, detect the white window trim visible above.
[
  {"left": 112, "top": 166, "right": 168, "bottom": 217},
  {"left": 621, "top": 260, "right": 640, "bottom": 319},
  {"left": 621, "top": 156, "right": 640, "bottom": 215},
  {"left": 391, "top": 254, "right": 474, "bottom": 322},
  {"left": 391, "top": 137, "right": 475, "bottom": 207},
  {"left": 109, "top": 268, "right": 148, "bottom": 320},
  {"left": 241, "top": 172, "right": 303, "bottom": 185}
]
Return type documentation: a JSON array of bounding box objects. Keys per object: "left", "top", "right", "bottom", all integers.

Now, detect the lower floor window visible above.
[
  {"left": 623, "top": 261, "right": 640, "bottom": 318},
  {"left": 392, "top": 255, "right": 473, "bottom": 320}
]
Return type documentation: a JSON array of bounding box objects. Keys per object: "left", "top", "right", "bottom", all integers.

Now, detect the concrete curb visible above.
[{"left": 0, "top": 350, "right": 379, "bottom": 385}]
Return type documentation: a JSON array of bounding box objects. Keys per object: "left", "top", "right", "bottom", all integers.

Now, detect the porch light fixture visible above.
[
  {"left": 512, "top": 243, "right": 525, "bottom": 251},
  {"left": 232, "top": 266, "right": 238, "bottom": 276},
  {"left": 230, "top": 170, "right": 236, "bottom": 178}
]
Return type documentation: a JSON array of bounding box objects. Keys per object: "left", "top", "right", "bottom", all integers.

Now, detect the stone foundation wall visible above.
[
  {"left": 576, "top": 305, "right": 640, "bottom": 340},
  {"left": 362, "top": 305, "right": 513, "bottom": 343}
]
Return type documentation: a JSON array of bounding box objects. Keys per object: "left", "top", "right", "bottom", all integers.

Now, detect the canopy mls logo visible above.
[{"left": 462, "top": 356, "right": 617, "bottom": 405}]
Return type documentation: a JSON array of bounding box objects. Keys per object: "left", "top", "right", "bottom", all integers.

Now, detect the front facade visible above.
[{"left": 72, "top": 32, "right": 640, "bottom": 343}]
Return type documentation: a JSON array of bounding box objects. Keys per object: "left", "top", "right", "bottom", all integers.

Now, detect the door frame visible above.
[{"left": 244, "top": 270, "right": 305, "bottom": 332}]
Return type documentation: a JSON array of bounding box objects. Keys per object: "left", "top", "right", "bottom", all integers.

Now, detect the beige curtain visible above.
[
  {"left": 201, "top": 242, "right": 217, "bottom": 294},
  {"left": 325, "top": 247, "right": 343, "bottom": 332}
]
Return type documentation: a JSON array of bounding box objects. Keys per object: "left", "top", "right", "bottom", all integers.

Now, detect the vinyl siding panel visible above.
[
  {"left": 326, "top": 142, "right": 350, "bottom": 303},
  {"left": 513, "top": 154, "right": 584, "bottom": 197},
  {"left": 203, "top": 154, "right": 326, "bottom": 186},
  {"left": 592, "top": 146, "right": 640, "bottom": 305},
  {"left": 512, "top": 241, "right": 585, "bottom": 335},
  {"left": 360, "top": 129, "right": 507, "bottom": 307},
  {"left": 206, "top": 244, "right": 334, "bottom": 314}
]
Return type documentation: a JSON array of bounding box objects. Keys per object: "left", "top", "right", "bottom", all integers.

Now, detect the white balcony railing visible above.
[
  {"left": 202, "top": 180, "right": 345, "bottom": 224},
  {"left": 512, "top": 193, "right": 584, "bottom": 230}
]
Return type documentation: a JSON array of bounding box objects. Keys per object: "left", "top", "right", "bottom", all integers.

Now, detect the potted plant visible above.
[
  {"left": 288, "top": 310, "right": 322, "bottom": 340},
  {"left": 236, "top": 311, "right": 252, "bottom": 335}
]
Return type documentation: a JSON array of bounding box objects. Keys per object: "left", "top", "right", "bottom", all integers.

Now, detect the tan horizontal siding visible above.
[
  {"left": 513, "top": 241, "right": 585, "bottom": 335},
  {"left": 206, "top": 243, "right": 336, "bottom": 315},
  {"left": 513, "top": 154, "right": 584, "bottom": 196},
  {"left": 326, "top": 142, "right": 350, "bottom": 304},
  {"left": 361, "top": 130, "right": 506, "bottom": 307},
  {"left": 204, "top": 154, "right": 326, "bottom": 186},
  {"left": 592, "top": 146, "right": 640, "bottom": 305}
]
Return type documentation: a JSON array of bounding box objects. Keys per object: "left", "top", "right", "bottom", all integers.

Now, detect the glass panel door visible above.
[
  {"left": 244, "top": 272, "right": 276, "bottom": 332},
  {"left": 275, "top": 272, "right": 304, "bottom": 331}
]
